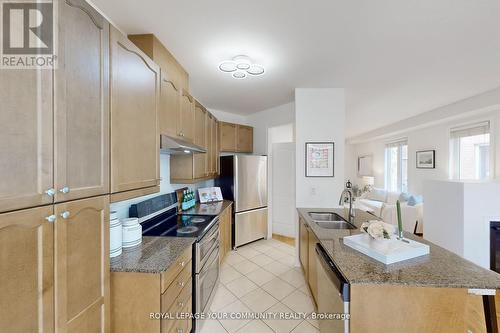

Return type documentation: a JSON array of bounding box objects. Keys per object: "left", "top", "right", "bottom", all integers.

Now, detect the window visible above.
[
  {"left": 385, "top": 140, "right": 408, "bottom": 192},
  {"left": 449, "top": 121, "right": 491, "bottom": 180}
]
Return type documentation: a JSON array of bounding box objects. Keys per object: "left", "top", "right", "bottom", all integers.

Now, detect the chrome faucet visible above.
[{"left": 339, "top": 188, "right": 355, "bottom": 223}]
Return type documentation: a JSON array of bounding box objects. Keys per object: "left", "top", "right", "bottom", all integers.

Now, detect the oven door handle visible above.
[
  {"left": 199, "top": 245, "right": 220, "bottom": 280},
  {"left": 199, "top": 221, "right": 220, "bottom": 247}
]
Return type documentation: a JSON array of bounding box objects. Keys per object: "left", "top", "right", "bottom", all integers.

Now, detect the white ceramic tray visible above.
[{"left": 343, "top": 234, "right": 430, "bottom": 264}]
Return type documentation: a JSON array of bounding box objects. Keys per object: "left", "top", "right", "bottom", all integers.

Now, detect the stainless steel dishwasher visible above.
[{"left": 315, "top": 243, "right": 350, "bottom": 333}]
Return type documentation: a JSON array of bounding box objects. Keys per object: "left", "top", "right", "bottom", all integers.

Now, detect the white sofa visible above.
[{"left": 356, "top": 188, "right": 423, "bottom": 234}]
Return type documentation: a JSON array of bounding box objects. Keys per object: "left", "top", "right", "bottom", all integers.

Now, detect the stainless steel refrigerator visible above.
[{"left": 216, "top": 155, "right": 268, "bottom": 248}]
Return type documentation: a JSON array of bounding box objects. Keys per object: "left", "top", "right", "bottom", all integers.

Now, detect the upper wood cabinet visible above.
[
  {"left": 219, "top": 122, "right": 237, "bottom": 152},
  {"left": 55, "top": 0, "right": 110, "bottom": 203},
  {"left": 0, "top": 205, "right": 54, "bottom": 332},
  {"left": 237, "top": 125, "right": 253, "bottom": 153},
  {"left": 0, "top": 67, "right": 53, "bottom": 213},
  {"left": 219, "top": 121, "right": 253, "bottom": 153},
  {"left": 110, "top": 26, "right": 160, "bottom": 196},
  {"left": 55, "top": 195, "right": 109, "bottom": 332},
  {"left": 180, "top": 90, "right": 195, "bottom": 142},
  {"left": 194, "top": 101, "right": 207, "bottom": 148},
  {"left": 159, "top": 70, "right": 181, "bottom": 138}
]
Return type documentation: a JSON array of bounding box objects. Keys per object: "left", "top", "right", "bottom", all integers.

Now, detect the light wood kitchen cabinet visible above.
[
  {"left": 237, "top": 124, "right": 253, "bottom": 153},
  {"left": 110, "top": 26, "right": 160, "bottom": 198},
  {"left": 308, "top": 231, "right": 319, "bottom": 304},
  {"left": 111, "top": 247, "right": 192, "bottom": 333},
  {"left": 219, "top": 121, "right": 254, "bottom": 153},
  {"left": 55, "top": 195, "right": 110, "bottom": 333},
  {"left": 55, "top": 0, "right": 110, "bottom": 203},
  {"left": 211, "top": 117, "right": 218, "bottom": 174},
  {"left": 180, "top": 90, "right": 195, "bottom": 142},
  {"left": 299, "top": 218, "right": 309, "bottom": 280},
  {"left": 0, "top": 205, "right": 54, "bottom": 332},
  {"left": 194, "top": 101, "right": 207, "bottom": 148},
  {"left": 159, "top": 70, "right": 181, "bottom": 138},
  {"left": 0, "top": 67, "right": 53, "bottom": 213},
  {"left": 219, "top": 121, "right": 237, "bottom": 152},
  {"left": 219, "top": 203, "right": 233, "bottom": 261}
]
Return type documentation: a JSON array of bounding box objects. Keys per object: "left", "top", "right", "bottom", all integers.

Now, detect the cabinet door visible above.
[
  {"left": 211, "top": 117, "right": 217, "bottom": 174},
  {"left": 0, "top": 206, "right": 54, "bottom": 332},
  {"left": 55, "top": 0, "right": 110, "bottom": 203},
  {"left": 299, "top": 219, "right": 309, "bottom": 278},
  {"left": 110, "top": 26, "right": 160, "bottom": 194},
  {"left": 237, "top": 125, "right": 253, "bottom": 153},
  {"left": 308, "top": 232, "right": 318, "bottom": 303},
  {"left": 219, "top": 122, "right": 237, "bottom": 152},
  {"left": 193, "top": 154, "right": 206, "bottom": 179},
  {"left": 194, "top": 103, "right": 206, "bottom": 148},
  {"left": 55, "top": 195, "right": 110, "bottom": 333},
  {"left": 215, "top": 119, "right": 220, "bottom": 175},
  {"left": 180, "top": 92, "right": 195, "bottom": 142},
  {"left": 159, "top": 70, "right": 181, "bottom": 138},
  {"left": 205, "top": 113, "right": 213, "bottom": 176},
  {"left": 0, "top": 69, "right": 53, "bottom": 213}
]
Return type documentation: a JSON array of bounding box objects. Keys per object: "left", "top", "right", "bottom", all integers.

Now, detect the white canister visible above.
[
  {"left": 121, "top": 217, "right": 142, "bottom": 248},
  {"left": 110, "top": 217, "right": 122, "bottom": 258}
]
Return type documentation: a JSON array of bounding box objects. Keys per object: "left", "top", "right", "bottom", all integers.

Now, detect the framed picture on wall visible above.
[
  {"left": 357, "top": 154, "right": 373, "bottom": 177},
  {"left": 305, "top": 142, "right": 334, "bottom": 177},
  {"left": 416, "top": 150, "right": 436, "bottom": 169}
]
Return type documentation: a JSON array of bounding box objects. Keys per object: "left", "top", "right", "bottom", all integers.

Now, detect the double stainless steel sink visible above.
[{"left": 308, "top": 212, "right": 357, "bottom": 230}]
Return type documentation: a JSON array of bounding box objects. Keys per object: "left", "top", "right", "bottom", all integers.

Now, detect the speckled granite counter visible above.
[
  {"left": 110, "top": 236, "right": 195, "bottom": 274},
  {"left": 297, "top": 208, "right": 500, "bottom": 289},
  {"left": 180, "top": 200, "right": 232, "bottom": 216}
]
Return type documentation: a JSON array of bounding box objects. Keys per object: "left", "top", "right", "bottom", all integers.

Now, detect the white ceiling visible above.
[{"left": 91, "top": 0, "right": 500, "bottom": 137}]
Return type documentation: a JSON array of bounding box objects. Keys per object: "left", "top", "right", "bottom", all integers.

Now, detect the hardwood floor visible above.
[{"left": 272, "top": 234, "right": 296, "bottom": 247}]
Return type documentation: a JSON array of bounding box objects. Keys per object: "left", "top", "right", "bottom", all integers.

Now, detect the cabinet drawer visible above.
[
  {"left": 166, "top": 302, "right": 192, "bottom": 333},
  {"left": 160, "top": 246, "right": 192, "bottom": 293},
  {"left": 161, "top": 261, "right": 192, "bottom": 311},
  {"left": 161, "top": 279, "right": 192, "bottom": 333}
]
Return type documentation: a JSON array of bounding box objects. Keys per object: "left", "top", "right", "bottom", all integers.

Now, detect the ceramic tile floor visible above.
[{"left": 199, "top": 238, "right": 319, "bottom": 333}]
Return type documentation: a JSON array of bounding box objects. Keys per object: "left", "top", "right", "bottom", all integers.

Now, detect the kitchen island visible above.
[{"left": 297, "top": 208, "right": 500, "bottom": 333}]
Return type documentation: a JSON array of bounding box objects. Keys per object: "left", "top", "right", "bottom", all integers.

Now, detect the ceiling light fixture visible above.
[{"left": 218, "top": 55, "right": 265, "bottom": 79}]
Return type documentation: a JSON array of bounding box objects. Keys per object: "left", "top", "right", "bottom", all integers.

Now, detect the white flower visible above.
[{"left": 360, "top": 220, "right": 395, "bottom": 240}]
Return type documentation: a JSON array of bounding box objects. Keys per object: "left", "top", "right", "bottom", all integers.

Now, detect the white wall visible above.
[
  {"left": 295, "top": 88, "right": 346, "bottom": 208},
  {"left": 110, "top": 154, "right": 214, "bottom": 219},
  {"left": 346, "top": 110, "right": 500, "bottom": 195},
  {"left": 424, "top": 179, "right": 500, "bottom": 268},
  {"left": 209, "top": 109, "right": 249, "bottom": 125},
  {"left": 246, "top": 102, "right": 295, "bottom": 155}
]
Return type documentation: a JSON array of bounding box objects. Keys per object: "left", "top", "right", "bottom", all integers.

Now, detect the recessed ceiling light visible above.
[
  {"left": 218, "top": 55, "right": 265, "bottom": 79},
  {"left": 232, "top": 71, "right": 247, "bottom": 79}
]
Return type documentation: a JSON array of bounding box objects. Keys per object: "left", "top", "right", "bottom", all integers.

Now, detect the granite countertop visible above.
[
  {"left": 110, "top": 237, "right": 195, "bottom": 274},
  {"left": 180, "top": 200, "right": 233, "bottom": 216},
  {"left": 297, "top": 208, "right": 500, "bottom": 289}
]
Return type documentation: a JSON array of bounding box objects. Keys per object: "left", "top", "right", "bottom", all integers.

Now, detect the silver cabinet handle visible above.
[
  {"left": 178, "top": 301, "right": 184, "bottom": 307},
  {"left": 60, "top": 211, "right": 70, "bottom": 219},
  {"left": 177, "top": 329, "right": 183, "bottom": 333},
  {"left": 179, "top": 261, "right": 185, "bottom": 267},
  {"left": 45, "top": 188, "right": 56, "bottom": 197},
  {"left": 45, "top": 215, "right": 56, "bottom": 223},
  {"left": 178, "top": 281, "right": 185, "bottom": 287},
  {"left": 59, "top": 187, "right": 70, "bottom": 194}
]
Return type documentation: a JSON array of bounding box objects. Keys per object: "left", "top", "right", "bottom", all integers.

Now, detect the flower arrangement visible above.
[{"left": 360, "top": 221, "right": 395, "bottom": 240}]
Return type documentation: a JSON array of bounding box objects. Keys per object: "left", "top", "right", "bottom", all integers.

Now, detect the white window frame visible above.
[
  {"left": 384, "top": 139, "right": 408, "bottom": 192},
  {"left": 448, "top": 119, "right": 494, "bottom": 181}
]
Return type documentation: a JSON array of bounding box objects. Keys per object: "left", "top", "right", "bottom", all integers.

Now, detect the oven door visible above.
[
  {"left": 196, "top": 244, "right": 220, "bottom": 314},
  {"left": 196, "top": 220, "right": 219, "bottom": 273}
]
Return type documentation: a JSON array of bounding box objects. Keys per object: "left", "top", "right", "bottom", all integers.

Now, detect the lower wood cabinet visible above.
[
  {"left": 299, "top": 217, "right": 319, "bottom": 305},
  {"left": 219, "top": 204, "right": 233, "bottom": 261},
  {"left": 111, "top": 246, "right": 192, "bottom": 333},
  {"left": 0, "top": 195, "right": 110, "bottom": 333},
  {"left": 0, "top": 205, "right": 55, "bottom": 333},
  {"left": 299, "top": 218, "right": 309, "bottom": 279}
]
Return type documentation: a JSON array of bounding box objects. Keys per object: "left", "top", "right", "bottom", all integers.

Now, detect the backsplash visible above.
[{"left": 110, "top": 154, "right": 214, "bottom": 219}]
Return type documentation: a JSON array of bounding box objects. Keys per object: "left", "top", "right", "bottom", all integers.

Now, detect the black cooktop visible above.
[
  {"left": 141, "top": 208, "right": 217, "bottom": 240},
  {"left": 129, "top": 192, "right": 217, "bottom": 240}
]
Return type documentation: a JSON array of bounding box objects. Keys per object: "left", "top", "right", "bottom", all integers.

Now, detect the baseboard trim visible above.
[{"left": 272, "top": 233, "right": 295, "bottom": 246}]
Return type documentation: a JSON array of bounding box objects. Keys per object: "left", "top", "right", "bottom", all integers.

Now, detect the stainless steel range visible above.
[{"left": 129, "top": 192, "right": 220, "bottom": 332}]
